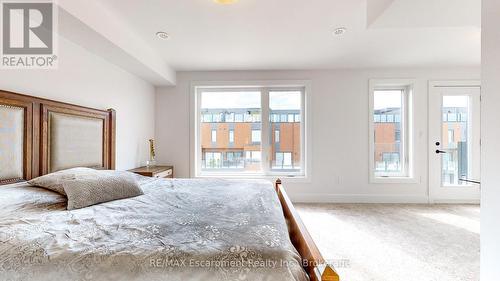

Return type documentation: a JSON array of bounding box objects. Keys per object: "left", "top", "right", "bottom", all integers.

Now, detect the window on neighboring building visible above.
[
  {"left": 211, "top": 130, "right": 217, "bottom": 143},
  {"left": 245, "top": 151, "right": 262, "bottom": 163},
  {"left": 196, "top": 86, "right": 306, "bottom": 176},
  {"left": 370, "top": 79, "right": 413, "bottom": 181},
  {"left": 251, "top": 130, "right": 261, "bottom": 143},
  {"left": 204, "top": 152, "right": 222, "bottom": 169},
  {"left": 226, "top": 151, "right": 244, "bottom": 168},
  {"left": 379, "top": 152, "right": 401, "bottom": 172},
  {"left": 235, "top": 113, "right": 244, "bottom": 122},
  {"left": 202, "top": 113, "right": 212, "bottom": 123},
  {"left": 274, "top": 152, "right": 293, "bottom": 169},
  {"left": 213, "top": 113, "right": 222, "bottom": 122},
  {"left": 448, "top": 129, "right": 455, "bottom": 145},
  {"left": 448, "top": 112, "right": 457, "bottom": 122}
]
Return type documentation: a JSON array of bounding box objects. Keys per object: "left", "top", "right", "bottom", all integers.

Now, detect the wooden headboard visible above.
[{"left": 0, "top": 89, "right": 115, "bottom": 185}]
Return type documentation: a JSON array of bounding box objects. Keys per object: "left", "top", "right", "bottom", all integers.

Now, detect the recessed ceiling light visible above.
[
  {"left": 333, "top": 27, "right": 347, "bottom": 36},
  {"left": 156, "top": 31, "right": 170, "bottom": 40},
  {"left": 214, "top": 0, "right": 238, "bottom": 4}
]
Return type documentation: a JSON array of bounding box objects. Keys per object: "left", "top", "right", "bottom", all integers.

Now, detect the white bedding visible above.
[{"left": 0, "top": 176, "right": 308, "bottom": 281}]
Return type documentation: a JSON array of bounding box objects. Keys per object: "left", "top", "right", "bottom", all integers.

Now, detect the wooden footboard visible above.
[{"left": 275, "top": 179, "right": 340, "bottom": 281}]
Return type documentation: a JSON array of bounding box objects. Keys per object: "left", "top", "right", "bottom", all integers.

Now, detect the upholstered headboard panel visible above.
[
  {"left": 0, "top": 96, "right": 33, "bottom": 184},
  {"left": 0, "top": 90, "right": 115, "bottom": 184},
  {"left": 48, "top": 112, "right": 104, "bottom": 172},
  {"left": 0, "top": 105, "right": 24, "bottom": 181}
]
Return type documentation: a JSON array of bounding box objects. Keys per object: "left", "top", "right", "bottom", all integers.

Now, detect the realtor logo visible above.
[{"left": 1, "top": 0, "right": 58, "bottom": 68}]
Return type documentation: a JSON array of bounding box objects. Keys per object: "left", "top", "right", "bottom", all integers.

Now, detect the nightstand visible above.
[{"left": 128, "top": 166, "right": 174, "bottom": 178}]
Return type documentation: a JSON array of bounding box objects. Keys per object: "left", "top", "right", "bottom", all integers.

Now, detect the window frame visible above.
[
  {"left": 191, "top": 81, "right": 311, "bottom": 181},
  {"left": 369, "top": 79, "right": 416, "bottom": 183}
]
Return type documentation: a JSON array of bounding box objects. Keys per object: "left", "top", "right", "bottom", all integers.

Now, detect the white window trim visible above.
[
  {"left": 190, "top": 80, "right": 312, "bottom": 182},
  {"left": 369, "top": 79, "right": 417, "bottom": 184}
]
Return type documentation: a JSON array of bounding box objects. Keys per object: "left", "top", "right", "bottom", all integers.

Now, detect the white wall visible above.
[
  {"left": 0, "top": 36, "right": 155, "bottom": 170},
  {"left": 155, "top": 68, "right": 479, "bottom": 202},
  {"left": 481, "top": 0, "right": 500, "bottom": 280}
]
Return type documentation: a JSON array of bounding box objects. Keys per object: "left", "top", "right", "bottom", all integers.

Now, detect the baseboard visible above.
[
  {"left": 289, "top": 193, "right": 430, "bottom": 204},
  {"left": 430, "top": 199, "right": 480, "bottom": 204}
]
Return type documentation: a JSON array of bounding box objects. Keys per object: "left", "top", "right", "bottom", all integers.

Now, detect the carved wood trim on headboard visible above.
[{"left": 0, "top": 89, "right": 116, "bottom": 184}]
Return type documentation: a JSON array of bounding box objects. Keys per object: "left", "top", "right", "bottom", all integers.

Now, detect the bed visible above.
[{"left": 0, "top": 89, "right": 339, "bottom": 281}]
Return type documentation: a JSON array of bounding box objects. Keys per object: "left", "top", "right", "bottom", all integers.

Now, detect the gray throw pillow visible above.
[
  {"left": 63, "top": 172, "right": 143, "bottom": 210},
  {"left": 28, "top": 167, "right": 100, "bottom": 195}
]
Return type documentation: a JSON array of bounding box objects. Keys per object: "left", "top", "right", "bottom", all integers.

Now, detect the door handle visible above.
[{"left": 435, "top": 150, "right": 447, "bottom": 154}]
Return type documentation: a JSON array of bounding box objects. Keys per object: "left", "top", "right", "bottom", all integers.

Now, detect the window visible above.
[
  {"left": 270, "top": 91, "right": 301, "bottom": 172},
  {"left": 271, "top": 114, "right": 279, "bottom": 123},
  {"left": 195, "top": 85, "right": 307, "bottom": 177},
  {"left": 213, "top": 113, "right": 222, "bottom": 123},
  {"left": 235, "top": 113, "right": 244, "bottom": 122},
  {"left": 395, "top": 129, "right": 401, "bottom": 142},
  {"left": 373, "top": 90, "right": 404, "bottom": 175},
  {"left": 225, "top": 151, "right": 244, "bottom": 168},
  {"left": 447, "top": 129, "right": 455, "bottom": 145},
  {"left": 378, "top": 152, "right": 401, "bottom": 172},
  {"left": 246, "top": 150, "right": 261, "bottom": 162},
  {"left": 202, "top": 113, "right": 212, "bottom": 123},
  {"left": 448, "top": 113, "right": 457, "bottom": 122},
  {"left": 211, "top": 130, "right": 217, "bottom": 143},
  {"left": 369, "top": 79, "right": 413, "bottom": 181},
  {"left": 204, "top": 152, "right": 222, "bottom": 169},
  {"left": 251, "top": 130, "right": 261, "bottom": 143},
  {"left": 274, "top": 152, "right": 293, "bottom": 169},
  {"left": 244, "top": 112, "right": 253, "bottom": 122}
]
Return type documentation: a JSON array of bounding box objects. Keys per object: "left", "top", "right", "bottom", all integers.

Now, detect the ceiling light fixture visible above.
[
  {"left": 156, "top": 31, "right": 170, "bottom": 40},
  {"left": 333, "top": 27, "right": 347, "bottom": 36},
  {"left": 214, "top": 0, "right": 238, "bottom": 4}
]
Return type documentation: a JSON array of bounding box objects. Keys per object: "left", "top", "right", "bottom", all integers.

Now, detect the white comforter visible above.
[{"left": 0, "top": 177, "right": 308, "bottom": 281}]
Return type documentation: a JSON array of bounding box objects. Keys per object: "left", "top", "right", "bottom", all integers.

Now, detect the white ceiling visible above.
[{"left": 99, "top": 0, "right": 480, "bottom": 72}]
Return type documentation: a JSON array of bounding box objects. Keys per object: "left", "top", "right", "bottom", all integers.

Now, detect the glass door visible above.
[{"left": 429, "top": 83, "right": 480, "bottom": 202}]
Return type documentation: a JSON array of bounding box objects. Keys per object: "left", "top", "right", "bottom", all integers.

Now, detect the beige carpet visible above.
[{"left": 296, "top": 204, "right": 479, "bottom": 281}]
